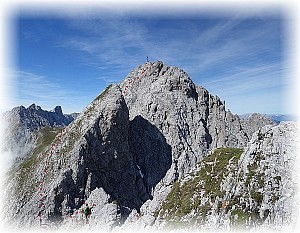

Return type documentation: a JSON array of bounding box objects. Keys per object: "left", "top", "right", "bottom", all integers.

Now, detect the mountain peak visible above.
[
  {"left": 28, "top": 103, "right": 41, "bottom": 111},
  {"left": 4, "top": 103, "right": 77, "bottom": 131},
  {"left": 4, "top": 62, "right": 296, "bottom": 231},
  {"left": 52, "top": 106, "right": 63, "bottom": 115},
  {"left": 120, "top": 61, "right": 198, "bottom": 109}
]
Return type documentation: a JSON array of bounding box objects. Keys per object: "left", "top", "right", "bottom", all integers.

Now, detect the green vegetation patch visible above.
[
  {"left": 32, "top": 127, "right": 63, "bottom": 160},
  {"left": 198, "top": 148, "right": 242, "bottom": 200},
  {"left": 14, "top": 127, "right": 62, "bottom": 202},
  {"left": 229, "top": 151, "right": 267, "bottom": 228},
  {"left": 20, "top": 127, "right": 62, "bottom": 171},
  {"left": 158, "top": 148, "right": 243, "bottom": 225}
]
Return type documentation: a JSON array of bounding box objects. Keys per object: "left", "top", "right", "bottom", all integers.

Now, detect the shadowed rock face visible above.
[
  {"left": 129, "top": 115, "right": 172, "bottom": 198},
  {"left": 120, "top": 61, "right": 251, "bottom": 183},
  {"left": 6, "top": 84, "right": 172, "bottom": 227}
]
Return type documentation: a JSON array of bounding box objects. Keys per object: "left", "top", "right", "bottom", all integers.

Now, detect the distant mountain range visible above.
[
  {"left": 1, "top": 104, "right": 79, "bottom": 164},
  {"left": 239, "top": 113, "right": 296, "bottom": 124},
  {"left": 4, "top": 103, "right": 78, "bottom": 131},
  {"left": 266, "top": 114, "right": 297, "bottom": 123}
]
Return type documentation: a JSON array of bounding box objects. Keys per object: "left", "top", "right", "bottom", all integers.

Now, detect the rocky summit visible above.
[{"left": 3, "top": 61, "right": 297, "bottom": 232}]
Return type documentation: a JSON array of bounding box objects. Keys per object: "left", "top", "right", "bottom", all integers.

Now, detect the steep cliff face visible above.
[
  {"left": 4, "top": 61, "right": 285, "bottom": 231},
  {"left": 4, "top": 84, "right": 172, "bottom": 229},
  {"left": 120, "top": 61, "right": 249, "bottom": 183}
]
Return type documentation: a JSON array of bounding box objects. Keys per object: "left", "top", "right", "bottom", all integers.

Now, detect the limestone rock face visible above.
[
  {"left": 240, "top": 113, "right": 276, "bottom": 138},
  {"left": 4, "top": 84, "right": 171, "bottom": 229},
  {"left": 5, "top": 104, "right": 75, "bottom": 131},
  {"left": 151, "top": 121, "right": 298, "bottom": 231},
  {"left": 4, "top": 61, "right": 284, "bottom": 231},
  {"left": 120, "top": 61, "right": 249, "bottom": 183},
  {"left": 225, "top": 121, "right": 298, "bottom": 229}
]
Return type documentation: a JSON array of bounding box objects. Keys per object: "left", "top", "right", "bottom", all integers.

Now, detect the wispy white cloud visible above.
[
  {"left": 200, "top": 61, "right": 290, "bottom": 114},
  {"left": 20, "top": 14, "right": 285, "bottom": 114},
  {"left": 187, "top": 19, "right": 282, "bottom": 73},
  {"left": 65, "top": 16, "right": 284, "bottom": 112},
  {"left": 12, "top": 70, "right": 91, "bottom": 113},
  {"left": 59, "top": 18, "right": 150, "bottom": 68},
  {"left": 203, "top": 61, "right": 283, "bottom": 83}
]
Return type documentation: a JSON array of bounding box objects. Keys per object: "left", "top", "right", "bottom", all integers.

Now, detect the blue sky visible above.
[{"left": 13, "top": 8, "right": 291, "bottom": 115}]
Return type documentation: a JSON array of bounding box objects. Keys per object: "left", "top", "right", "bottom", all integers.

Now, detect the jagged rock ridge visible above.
[
  {"left": 240, "top": 113, "right": 276, "bottom": 140},
  {"left": 4, "top": 61, "right": 285, "bottom": 231},
  {"left": 5, "top": 104, "right": 77, "bottom": 131},
  {"left": 4, "top": 84, "right": 172, "bottom": 229},
  {"left": 240, "top": 113, "right": 296, "bottom": 124},
  {"left": 1, "top": 104, "right": 78, "bottom": 164}
]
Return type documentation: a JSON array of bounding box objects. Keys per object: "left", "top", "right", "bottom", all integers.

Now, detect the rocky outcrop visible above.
[
  {"left": 120, "top": 61, "right": 250, "bottom": 183},
  {"left": 240, "top": 113, "right": 296, "bottom": 125},
  {"left": 151, "top": 121, "right": 298, "bottom": 231},
  {"left": 4, "top": 84, "right": 172, "bottom": 229},
  {"left": 4, "top": 61, "right": 284, "bottom": 231},
  {"left": 224, "top": 121, "right": 298, "bottom": 229},
  {"left": 240, "top": 113, "right": 276, "bottom": 138}
]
